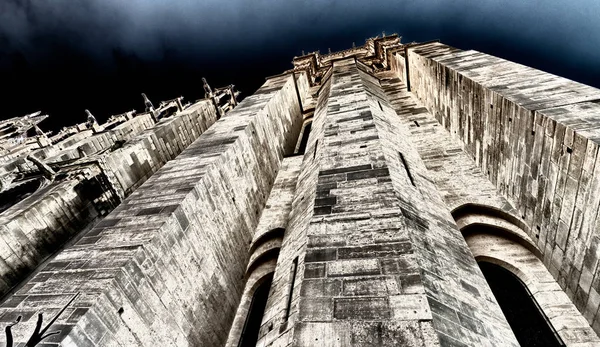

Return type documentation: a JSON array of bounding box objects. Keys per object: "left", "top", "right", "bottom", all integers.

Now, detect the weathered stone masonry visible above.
[
  {"left": 0, "top": 101, "right": 217, "bottom": 302},
  {"left": 3, "top": 34, "right": 600, "bottom": 347},
  {"left": 403, "top": 42, "right": 600, "bottom": 337},
  {"left": 279, "top": 58, "right": 518, "bottom": 346},
  {"left": 0, "top": 74, "right": 303, "bottom": 346}
]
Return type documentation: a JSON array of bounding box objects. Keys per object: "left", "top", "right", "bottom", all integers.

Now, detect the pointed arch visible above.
[
  {"left": 451, "top": 203, "right": 541, "bottom": 259},
  {"left": 452, "top": 203, "right": 599, "bottom": 345}
]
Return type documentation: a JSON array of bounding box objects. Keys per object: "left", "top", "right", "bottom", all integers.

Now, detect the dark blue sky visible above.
[{"left": 1, "top": 0, "right": 599, "bottom": 130}]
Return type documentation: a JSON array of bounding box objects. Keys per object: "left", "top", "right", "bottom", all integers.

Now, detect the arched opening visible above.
[
  {"left": 452, "top": 203, "right": 529, "bottom": 233},
  {"left": 479, "top": 261, "right": 564, "bottom": 347},
  {"left": 454, "top": 202, "right": 599, "bottom": 345},
  {"left": 297, "top": 122, "right": 312, "bottom": 154},
  {"left": 249, "top": 228, "right": 285, "bottom": 254},
  {"left": 238, "top": 273, "right": 274, "bottom": 347},
  {"left": 0, "top": 178, "right": 43, "bottom": 214}
]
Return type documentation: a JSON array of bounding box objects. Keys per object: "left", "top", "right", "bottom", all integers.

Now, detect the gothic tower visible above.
[{"left": 0, "top": 35, "right": 599, "bottom": 346}]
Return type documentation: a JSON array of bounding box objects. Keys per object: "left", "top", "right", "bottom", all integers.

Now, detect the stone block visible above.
[{"left": 327, "top": 259, "right": 380, "bottom": 277}]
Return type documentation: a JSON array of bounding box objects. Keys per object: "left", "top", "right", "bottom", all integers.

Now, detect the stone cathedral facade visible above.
[{"left": 0, "top": 34, "right": 600, "bottom": 346}]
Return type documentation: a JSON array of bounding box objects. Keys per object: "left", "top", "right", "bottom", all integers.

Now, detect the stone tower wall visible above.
[
  {"left": 378, "top": 69, "right": 598, "bottom": 345},
  {"left": 279, "top": 57, "right": 519, "bottom": 346},
  {"left": 1, "top": 37, "right": 600, "bottom": 347},
  {"left": 0, "top": 101, "right": 218, "bottom": 302},
  {"left": 0, "top": 73, "right": 303, "bottom": 346},
  {"left": 403, "top": 42, "right": 600, "bottom": 335}
]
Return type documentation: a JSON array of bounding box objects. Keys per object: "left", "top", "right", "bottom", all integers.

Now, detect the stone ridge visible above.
[
  {"left": 0, "top": 74, "right": 302, "bottom": 346},
  {"left": 361, "top": 65, "right": 517, "bottom": 346},
  {"left": 0, "top": 101, "right": 217, "bottom": 301},
  {"left": 406, "top": 42, "right": 600, "bottom": 339},
  {"left": 256, "top": 75, "right": 334, "bottom": 347}
]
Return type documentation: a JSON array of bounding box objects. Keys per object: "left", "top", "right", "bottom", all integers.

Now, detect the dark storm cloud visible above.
[
  {"left": 1, "top": 0, "right": 599, "bottom": 129},
  {"left": 2, "top": 0, "right": 599, "bottom": 67},
  {"left": 0, "top": 0, "right": 328, "bottom": 64}
]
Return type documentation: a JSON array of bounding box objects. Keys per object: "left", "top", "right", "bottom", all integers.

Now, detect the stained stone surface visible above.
[
  {"left": 405, "top": 42, "right": 600, "bottom": 337},
  {"left": 2, "top": 36, "right": 600, "bottom": 347},
  {"left": 0, "top": 74, "right": 302, "bottom": 346},
  {"left": 0, "top": 101, "right": 217, "bottom": 301}
]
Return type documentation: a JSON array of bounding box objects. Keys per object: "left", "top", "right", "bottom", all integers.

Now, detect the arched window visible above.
[
  {"left": 297, "top": 122, "right": 312, "bottom": 155},
  {"left": 479, "top": 261, "right": 564, "bottom": 347},
  {"left": 453, "top": 203, "right": 599, "bottom": 345},
  {"left": 227, "top": 228, "right": 285, "bottom": 347},
  {"left": 238, "top": 274, "right": 273, "bottom": 347}
]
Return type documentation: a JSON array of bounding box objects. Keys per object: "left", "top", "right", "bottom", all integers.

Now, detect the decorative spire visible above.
[
  {"left": 34, "top": 125, "right": 44, "bottom": 136},
  {"left": 202, "top": 77, "right": 213, "bottom": 99},
  {"left": 141, "top": 93, "right": 154, "bottom": 113},
  {"left": 85, "top": 109, "right": 97, "bottom": 128}
]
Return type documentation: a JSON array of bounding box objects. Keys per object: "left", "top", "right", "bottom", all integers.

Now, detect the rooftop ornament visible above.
[{"left": 85, "top": 109, "right": 97, "bottom": 128}]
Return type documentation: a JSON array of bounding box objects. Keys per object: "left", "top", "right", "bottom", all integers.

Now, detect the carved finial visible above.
[
  {"left": 228, "top": 85, "right": 238, "bottom": 106},
  {"left": 382, "top": 31, "right": 386, "bottom": 37},
  {"left": 202, "top": 78, "right": 213, "bottom": 99},
  {"left": 77, "top": 146, "right": 87, "bottom": 158},
  {"left": 141, "top": 93, "right": 154, "bottom": 113},
  {"left": 84, "top": 109, "right": 97, "bottom": 128},
  {"left": 328, "top": 48, "right": 331, "bottom": 54},
  {"left": 301, "top": 50, "right": 305, "bottom": 56},
  {"left": 34, "top": 125, "right": 44, "bottom": 136},
  {"left": 175, "top": 97, "right": 184, "bottom": 111},
  {"left": 352, "top": 42, "right": 356, "bottom": 48}
]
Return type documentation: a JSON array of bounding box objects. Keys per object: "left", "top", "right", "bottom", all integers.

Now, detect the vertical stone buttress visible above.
[
  {"left": 275, "top": 58, "right": 519, "bottom": 346},
  {"left": 404, "top": 42, "right": 600, "bottom": 338},
  {"left": 226, "top": 156, "right": 303, "bottom": 346},
  {"left": 256, "top": 69, "right": 335, "bottom": 347},
  {"left": 0, "top": 102, "right": 217, "bottom": 300},
  {"left": 0, "top": 74, "right": 303, "bottom": 346}
]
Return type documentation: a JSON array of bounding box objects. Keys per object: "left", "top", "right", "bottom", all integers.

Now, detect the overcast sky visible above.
[{"left": 1, "top": 0, "right": 599, "bottom": 130}]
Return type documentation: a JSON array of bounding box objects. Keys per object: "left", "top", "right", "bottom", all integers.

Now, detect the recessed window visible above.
[
  {"left": 238, "top": 274, "right": 274, "bottom": 347},
  {"left": 479, "top": 262, "right": 564, "bottom": 347}
]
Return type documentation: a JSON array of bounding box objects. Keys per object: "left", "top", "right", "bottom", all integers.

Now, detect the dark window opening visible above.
[
  {"left": 297, "top": 123, "right": 312, "bottom": 154},
  {"left": 479, "top": 261, "right": 564, "bottom": 347},
  {"left": 313, "top": 140, "right": 318, "bottom": 160},
  {"left": 238, "top": 274, "right": 274, "bottom": 347},
  {"left": 398, "top": 152, "right": 416, "bottom": 187},
  {"left": 284, "top": 257, "right": 298, "bottom": 322}
]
